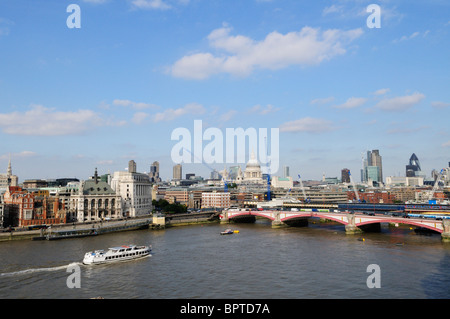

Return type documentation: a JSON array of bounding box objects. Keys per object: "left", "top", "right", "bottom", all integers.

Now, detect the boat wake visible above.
[{"left": 0, "top": 262, "right": 83, "bottom": 277}]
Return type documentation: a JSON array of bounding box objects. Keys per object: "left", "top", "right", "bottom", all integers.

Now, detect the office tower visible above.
[
  {"left": 149, "top": 161, "right": 161, "bottom": 182},
  {"left": 370, "top": 150, "right": 383, "bottom": 183},
  {"left": 406, "top": 153, "right": 421, "bottom": 177},
  {"left": 341, "top": 168, "right": 350, "bottom": 183},
  {"left": 362, "top": 150, "right": 383, "bottom": 184},
  {"left": 283, "top": 166, "right": 290, "bottom": 178},
  {"left": 173, "top": 164, "right": 182, "bottom": 180},
  {"left": 128, "top": 160, "right": 137, "bottom": 173},
  {"left": 210, "top": 170, "right": 220, "bottom": 180}
]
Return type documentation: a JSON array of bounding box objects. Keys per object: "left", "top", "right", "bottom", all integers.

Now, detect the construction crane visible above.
[
  {"left": 429, "top": 169, "right": 445, "bottom": 201},
  {"left": 349, "top": 170, "right": 360, "bottom": 202},
  {"left": 297, "top": 174, "right": 310, "bottom": 203}
]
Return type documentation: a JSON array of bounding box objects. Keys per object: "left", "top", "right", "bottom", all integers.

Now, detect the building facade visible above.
[
  {"left": 341, "top": 168, "right": 350, "bottom": 183},
  {"left": 71, "top": 170, "right": 122, "bottom": 222},
  {"left": 164, "top": 188, "right": 189, "bottom": 205},
  {"left": 201, "top": 192, "right": 230, "bottom": 209},
  {"left": 149, "top": 161, "right": 161, "bottom": 183},
  {"left": 0, "top": 157, "right": 18, "bottom": 189},
  {"left": 362, "top": 150, "right": 383, "bottom": 184},
  {"left": 173, "top": 164, "right": 182, "bottom": 180},
  {"left": 406, "top": 153, "right": 422, "bottom": 177},
  {"left": 2, "top": 186, "right": 66, "bottom": 227},
  {"left": 111, "top": 162, "right": 153, "bottom": 217},
  {"left": 243, "top": 151, "right": 264, "bottom": 184}
]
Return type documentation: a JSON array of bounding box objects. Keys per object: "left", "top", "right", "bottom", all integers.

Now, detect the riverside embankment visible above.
[{"left": 0, "top": 211, "right": 220, "bottom": 242}]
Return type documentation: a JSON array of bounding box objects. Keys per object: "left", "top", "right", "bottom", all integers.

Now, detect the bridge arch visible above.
[
  {"left": 228, "top": 211, "right": 275, "bottom": 221},
  {"left": 354, "top": 218, "right": 443, "bottom": 233}
]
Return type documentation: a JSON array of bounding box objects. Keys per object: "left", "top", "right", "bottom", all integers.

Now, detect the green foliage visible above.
[{"left": 153, "top": 198, "right": 187, "bottom": 214}]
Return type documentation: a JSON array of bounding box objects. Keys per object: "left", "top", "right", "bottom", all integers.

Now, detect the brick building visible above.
[
  {"left": 2, "top": 186, "right": 66, "bottom": 227},
  {"left": 347, "top": 191, "right": 396, "bottom": 204},
  {"left": 201, "top": 192, "right": 231, "bottom": 209}
]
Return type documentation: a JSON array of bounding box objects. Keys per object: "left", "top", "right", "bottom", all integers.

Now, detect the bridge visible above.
[{"left": 219, "top": 209, "right": 450, "bottom": 242}]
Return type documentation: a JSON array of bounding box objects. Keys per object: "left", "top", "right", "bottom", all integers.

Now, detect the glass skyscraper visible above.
[{"left": 362, "top": 150, "right": 383, "bottom": 184}]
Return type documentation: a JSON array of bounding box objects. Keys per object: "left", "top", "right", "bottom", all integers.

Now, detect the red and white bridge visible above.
[{"left": 220, "top": 209, "right": 450, "bottom": 241}]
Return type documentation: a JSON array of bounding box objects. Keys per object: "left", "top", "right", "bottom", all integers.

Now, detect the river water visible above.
[{"left": 0, "top": 219, "right": 449, "bottom": 299}]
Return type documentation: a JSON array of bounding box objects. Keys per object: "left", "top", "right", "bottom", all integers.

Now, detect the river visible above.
[{"left": 0, "top": 219, "right": 449, "bottom": 299}]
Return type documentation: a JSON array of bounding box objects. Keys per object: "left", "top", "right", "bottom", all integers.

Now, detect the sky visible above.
[{"left": 0, "top": 0, "right": 449, "bottom": 182}]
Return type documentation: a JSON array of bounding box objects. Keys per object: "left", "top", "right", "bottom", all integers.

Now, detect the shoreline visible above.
[{"left": 0, "top": 213, "right": 219, "bottom": 242}]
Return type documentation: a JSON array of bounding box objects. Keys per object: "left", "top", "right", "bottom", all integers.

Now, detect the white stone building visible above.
[
  {"left": 243, "top": 151, "right": 264, "bottom": 184},
  {"left": 0, "top": 157, "right": 18, "bottom": 190},
  {"left": 67, "top": 170, "right": 122, "bottom": 222},
  {"left": 110, "top": 161, "right": 153, "bottom": 217}
]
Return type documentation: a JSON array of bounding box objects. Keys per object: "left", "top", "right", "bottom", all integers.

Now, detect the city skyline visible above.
[{"left": 0, "top": 0, "right": 449, "bottom": 181}]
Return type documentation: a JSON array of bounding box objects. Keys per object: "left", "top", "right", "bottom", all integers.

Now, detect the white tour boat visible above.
[{"left": 83, "top": 244, "right": 152, "bottom": 265}]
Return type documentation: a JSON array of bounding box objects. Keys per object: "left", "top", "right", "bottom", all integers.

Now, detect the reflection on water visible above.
[{"left": 0, "top": 220, "right": 449, "bottom": 299}]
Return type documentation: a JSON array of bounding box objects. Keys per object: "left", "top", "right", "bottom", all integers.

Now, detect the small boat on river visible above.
[
  {"left": 83, "top": 244, "right": 152, "bottom": 265},
  {"left": 220, "top": 229, "right": 239, "bottom": 235}
]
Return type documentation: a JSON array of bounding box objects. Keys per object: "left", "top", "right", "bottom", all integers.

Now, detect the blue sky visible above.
[{"left": 0, "top": 0, "right": 449, "bottom": 182}]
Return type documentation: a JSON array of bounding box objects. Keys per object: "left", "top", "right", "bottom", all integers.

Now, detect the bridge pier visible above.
[
  {"left": 345, "top": 214, "right": 362, "bottom": 234},
  {"left": 220, "top": 210, "right": 229, "bottom": 224},
  {"left": 442, "top": 220, "right": 450, "bottom": 242},
  {"left": 271, "top": 212, "right": 288, "bottom": 228}
]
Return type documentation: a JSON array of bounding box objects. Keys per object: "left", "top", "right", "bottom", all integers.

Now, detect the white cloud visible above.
[
  {"left": 0, "top": 105, "right": 101, "bottom": 136},
  {"left": 431, "top": 101, "right": 450, "bottom": 109},
  {"left": 131, "top": 112, "right": 150, "bottom": 124},
  {"left": 82, "top": 0, "right": 109, "bottom": 4},
  {"left": 280, "top": 117, "right": 334, "bottom": 133},
  {"left": 374, "top": 92, "right": 425, "bottom": 112},
  {"left": 322, "top": 5, "right": 343, "bottom": 16},
  {"left": 170, "top": 25, "right": 363, "bottom": 79},
  {"left": 393, "top": 31, "right": 429, "bottom": 43},
  {"left": 219, "top": 110, "right": 237, "bottom": 122},
  {"left": 131, "top": 0, "right": 172, "bottom": 10},
  {"left": 96, "top": 160, "right": 114, "bottom": 165},
  {"left": 334, "top": 97, "right": 367, "bottom": 109},
  {"left": 0, "top": 151, "right": 37, "bottom": 160},
  {"left": 387, "top": 125, "right": 430, "bottom": 135},
  {"left": 311, "top": 97, "right": 335, "bottom": 105},
  {"left": 113, "top": 99, "right": 159, "bottom": 110},
  {"left": 153, "top": 103, "right": 206, "bottom": 122},
  {"left": 372, "top": 88, "right": 390, "bottom": 96},
  {"left": 249, "top": 104, "right": 280, "bottom": 115}
]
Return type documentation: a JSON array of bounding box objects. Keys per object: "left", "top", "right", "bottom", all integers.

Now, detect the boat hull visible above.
[{"left": 83, "top": 245, "right": 151, "bottom": 265}]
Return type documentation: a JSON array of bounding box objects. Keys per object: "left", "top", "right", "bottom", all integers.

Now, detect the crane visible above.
[
  {"left": 429, "top": 169, "right": 445, "bottom": 201},
  {"left": 349, "top": 170, "right": 360, "bottom": 202},
  {"left": 297, "top": 174, "right": 310, "bottom": 203}
]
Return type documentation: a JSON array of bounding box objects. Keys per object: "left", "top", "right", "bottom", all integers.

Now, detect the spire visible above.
[
  {"left": 94, "top": 168, "right": 98, "bottom": 184},
  {"left": 7, "top": 153, "right": 12, "bottom": 176}
]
